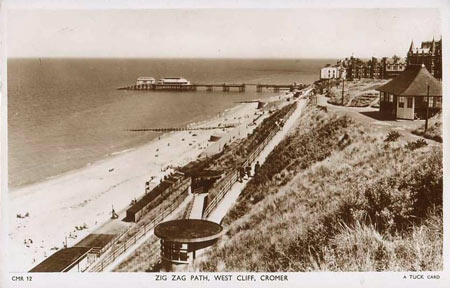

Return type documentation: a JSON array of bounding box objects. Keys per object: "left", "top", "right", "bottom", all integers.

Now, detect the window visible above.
[
  {"left": 398, "top": 97, "right": 404, "bottom": 108},
  {"left": 407, "top": 97, "right": 413, "bottom": 108},
  {"left": 436, "top": 97, "right": 442, "bottom": 108},
  {"left": 429, "top": 97, "right": 434, "bottom": 108},
  {"left": 389, "top": 94, "right": 394, "bottom": 102}
]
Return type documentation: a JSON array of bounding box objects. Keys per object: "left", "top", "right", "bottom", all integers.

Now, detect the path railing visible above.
[
  {"left": 202, "top": 102, "right": 297, "bottom": 219},
  {"left": 89, "top": 189, "right": 189, "bottom": 272}
]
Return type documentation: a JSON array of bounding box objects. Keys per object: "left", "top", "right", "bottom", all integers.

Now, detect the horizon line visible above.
[{"left": 6, "top": 56, "right": 343, "bottom": 61}]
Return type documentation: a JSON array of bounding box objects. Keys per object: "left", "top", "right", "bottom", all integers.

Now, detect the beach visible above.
[{"left": 8, "top": 93, "right": 293, "bottom": 272}]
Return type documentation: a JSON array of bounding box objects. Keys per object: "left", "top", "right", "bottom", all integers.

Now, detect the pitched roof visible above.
[
  {"left": 29, "top": 247, "right": 91, "bottom": 272},
  {"left": 384, "top": 57, "right": 406, "bottom": 64},
  {"left": 376, "top": 65, "right": 442, "bottom": 97}
]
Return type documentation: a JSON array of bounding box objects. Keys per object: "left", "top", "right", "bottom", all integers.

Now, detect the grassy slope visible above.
[
  {"left": 200, "top": 104, "right": 442, "bottom": 272},
  {"left": 412, "top": 112, "right": 442, "bottom": 142}
]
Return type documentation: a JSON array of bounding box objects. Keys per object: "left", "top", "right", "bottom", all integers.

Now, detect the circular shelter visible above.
[{"left": 154, "top": 219, "right": 223, "bottom": 271}]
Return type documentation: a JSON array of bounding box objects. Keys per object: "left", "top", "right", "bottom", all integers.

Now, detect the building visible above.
[
  {"left": 376, "top": 64, "right": 442, "bottom": 120},
  {"left": 320, "top": 64, "right": 340, "bottom": 79},
  {"left": 369, "top": 57, "right": 382, "bottom": 79},
  {"left": 158, "top": 77, "right": 191, "bottom": 85},
  {"left": 136, "top": 77, "right": 155, "bottom": 85},
  {"left": 154, "top": 219, "right": 223, "bottom": 272},
  {"left": 341, "top": 56, "right": 369, "bottom": 80},
  {"left": 29, "top": 233, "right": 119, "bottom": 272},
  {"left": 381, "top": 56, "right": 407, "bottom": 79},
  {"left": 407, "top": 38, "right": 442, "bottom": 80},
  {"left": 340, "top": 55, "right": 408, "bottom": 80},
  {"left": 126, "top": 172, "right": 191, "bottom": 222},
  {"left": 29, "top": 247, "right": 92, "bottom": 272}
]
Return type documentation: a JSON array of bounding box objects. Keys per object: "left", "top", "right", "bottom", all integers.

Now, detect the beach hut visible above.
[{"left": 376, "top": 64, "right": 442, "bottom": 120}]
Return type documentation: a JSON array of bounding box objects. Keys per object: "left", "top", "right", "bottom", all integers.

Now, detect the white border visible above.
[{"left": 1, "top": 1, "right": 449, "bottom": 287}]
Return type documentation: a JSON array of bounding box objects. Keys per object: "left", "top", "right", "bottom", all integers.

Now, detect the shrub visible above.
[
  {"left": 385, "top": 131, "right": 401, "bottom": 142},
  {"left": 405, "top": 139, "right": 428, "bottom": 150}
]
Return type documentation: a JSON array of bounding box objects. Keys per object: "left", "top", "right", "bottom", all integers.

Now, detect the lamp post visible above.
[{"left": 425, "top": 85, "right": 430, "bottom": 133}]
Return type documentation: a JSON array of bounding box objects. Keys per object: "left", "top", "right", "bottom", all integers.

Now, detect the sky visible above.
[{"left": 6, "top": 7, "right": 442, "bottom": 59}]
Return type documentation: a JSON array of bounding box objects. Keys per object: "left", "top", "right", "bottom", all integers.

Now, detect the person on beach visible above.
[{"left": 111, "top": 206, "right": 118, "bottom": 219}]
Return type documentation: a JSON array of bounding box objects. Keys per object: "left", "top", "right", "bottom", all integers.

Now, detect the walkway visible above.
[
  {"left": 189, "top": 193, "right": 208, "bottom": 219},
  {"left": 101, "top": 194, "right": 193, "bottom": 272},
  {"left": 318, "top": 94, "right": 440, "bottom": 145},
  {"left": 207, "top": 96, "right": 308, "bottom": 224}
]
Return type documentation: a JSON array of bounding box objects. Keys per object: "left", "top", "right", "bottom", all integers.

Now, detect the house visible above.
[
  {"left": 136, "top": 77, "right": 155, "bottom": 85},
  {"left": 376, "top": 64, "right": 442, "bottom": 120},
  {"left": 320, "top": 64, "right": 340, "bottom": 79},
  {"left": 407, "top": 38, "right": 442, "bottom": 80},
  {"left": 381, "top": 56, "right": 407, "bottom": 79},
  {"left": 343, "top": 57, "right": 368, "bottom": 80},
  {"left": 369, "top": 57, "right": 382, "bottom": 79}
]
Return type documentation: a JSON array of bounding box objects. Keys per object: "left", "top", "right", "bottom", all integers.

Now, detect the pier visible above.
[{"left": 118, "top": 83, "right": 305, "bottom": 92}]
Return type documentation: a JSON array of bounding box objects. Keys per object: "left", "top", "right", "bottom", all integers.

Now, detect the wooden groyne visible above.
[
  {"left": 118, "top": 83, "right": 306, "bottom": 92},
  {"left": 125, "top": 124, "right": 236, "bottom": 133}
]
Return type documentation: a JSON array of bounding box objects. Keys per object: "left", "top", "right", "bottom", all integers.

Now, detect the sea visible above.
[{"left": 8, "top": 58, "right": 333, "bottom": 188}]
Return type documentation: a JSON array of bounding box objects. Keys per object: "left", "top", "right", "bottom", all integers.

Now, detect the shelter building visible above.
[
  {"left": 154, "top": 219, "right": 223, "bottom": 272},
  {"left": 376, "top": 64, "right": 442, "bottom": 120}
]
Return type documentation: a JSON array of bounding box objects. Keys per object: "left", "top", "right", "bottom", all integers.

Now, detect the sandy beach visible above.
[{"left": 7, "top": 93, "right": 294, "bottom": 272}]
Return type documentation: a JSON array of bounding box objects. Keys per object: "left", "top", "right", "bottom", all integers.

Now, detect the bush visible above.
[
  {"left": 385, "top": 131, "right": 401, "bottom": 142},
  {"left": 405, "top": 139, "right": 428, "bottom": 150}
]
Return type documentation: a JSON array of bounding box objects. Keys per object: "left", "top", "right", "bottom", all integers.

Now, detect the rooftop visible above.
[
  {"left": 73, "top": 233, "right": 116, "bottom": 249},
  {"left": 127, "top": 180, "right": 175, "bottom": 214},
  {"left": 154, "top": 219, "right": 223, "bottom": 243},
  {"left": 137, "top": 77, "right": 155, "bottom": 80},
  {"left": 376, "top": 65, "right": 442, "bottom": 97},
  {"left": 29, "top": 247, "right": 91, "bottom": 272}
]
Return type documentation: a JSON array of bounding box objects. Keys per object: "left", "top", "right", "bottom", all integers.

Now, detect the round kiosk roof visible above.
[{"left": 154, "top": 219, "right": 223, "bottom": 243}]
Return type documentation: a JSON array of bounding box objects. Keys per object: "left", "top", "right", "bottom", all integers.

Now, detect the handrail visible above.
[
  {"left": 88, "top": 189, "right": 188, "bottom": 272},
  {"left": 202, "top": 102, "right": 297, "bottom": 219}
]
